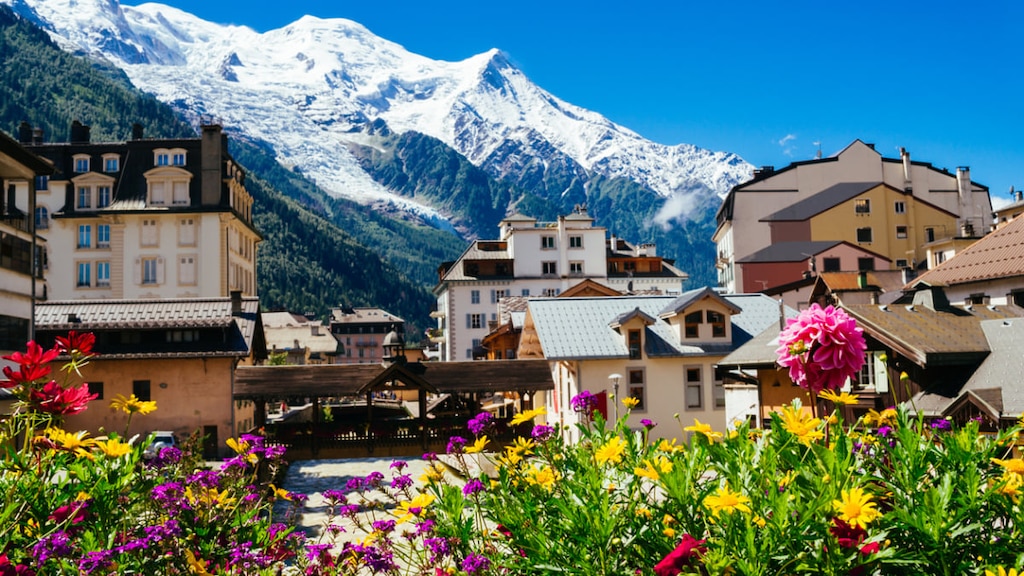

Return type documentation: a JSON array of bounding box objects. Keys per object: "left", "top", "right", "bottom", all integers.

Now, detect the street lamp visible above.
[{"left": 608, "top": 373, "right": 622, "bottom": 420}]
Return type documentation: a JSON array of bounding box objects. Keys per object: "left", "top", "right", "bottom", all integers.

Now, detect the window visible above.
[
  {"left": 823, "top": 257, "right": 841, "bottom": 272},
  {"left": 104, "top": 156, "right": 119, "bottom": 172},
  {"left": 150, "top": 182, "right": 166, "bottom": 205},
  {"left": 521, "top": 289, "right": 530, "bottom": 297},
  {"left": 133, "top": 380, "right": 151, "bottom": 402},
  {"left": 858, "top": 258, "right": 875, "bottom": 271},
  {"left": 896, "top": 259, "right": 908, "bottom": 268},
  {"left": 894, "top": 201, "right": 906, "bottom": 214},
  {"left": 494, "top": 289, "right": 507, "bottom": 300},
  {"left": 35, "top": 175, "right": 48, "bottom": 191},
  {"left": 925, "top": 227, "right": 935, "bottom": 243},
  {"left": 713, "top": 376, "right": 725, "bottom": 409},
  {"left": 88, "top": 381, "right": 103, "bottom": 400},
  {"left": 142, "top": 257, "right": 158, "bottom": 284},
  {"left": 541, "top": 236, "right": 555, "bottom": 249},
  {"left": 706, "top": 310, "right": 726, "bottom": 338},
  {"left": 569, "top": 235, "right": 583, "bottom": 248},
  {"left": 180, "top": 255, "right": 196, "bottom": 285},
  {"left": 471, "top": 290, "right": 480, "bottom": 304},
  {"left": 542, "top": 261, "right": 557, "bottom": 275},
  {"left": 542, "top": 288, "right": 558, "bottom": 297},
  {"left": 856, "top": 227, "right": 873, "bottom": 243},
  {"left": 569, "top": 261, "right": 584, "bottom": 275},
  {"left": 77, "top": 186, "right": 91, "bottom": 209},
  {"left": 77, "top": 225, "right": 92, "bottom": 249},
  {"left": 935, "top": 252, "right": 946, "bottom": 265},
  {"left": 76, "top": 262, "right": 91, "bottom": 287},
  {"left": 967, "top": 293, "right": 988, "bottom": 305},
  {"left": 628, "top": 329, "right": 641, "bottom": 359},
  {"left": 97, "top": 186, "right": 111, "bottom": 208},
  {"left": 684, "top": 311, "right": 702, "bottom": 339},
  {"left": 628, "top": 369, "right": 646, "bottom": 411},
  {"left": 1012, "top": 291, "right": 1024, "bottom": 308},
  {"left": 896, "top": 225, "right": 908, "bottom": 239},
  {"left": 686, "top": 367, "right": 703, "bottom": 409},
  {"left": 34, "top": 207, "right": 48, "bottom": 230},
  {"left": 141, "top": 220, "right": 158, "bottom": 246},
  {"left": 74, "top": 156, "right": 90, "bottom": 173},
  {"left": 854, "top": 199, "right": 871, "bottom": 214},
  {"left": 179, "top": 218, "right": 195, "bottom": 246},
  {"left": 172, "top": 182, "right": 189, "bottom": 205},
  {"left": 469, "top": 313, "right": 482, "bottom": 329},
  {"left": 172, "top": 152, "right": 186, "bottom": 166},
  {"left": 156, "top": 153, "right": 169, "bottom": 166},
  {"left": 97, "top": 225, "right": 110, "bottom": 248},
  {"left": 96, "top": 261, "right": 110, "bottom": 287}
]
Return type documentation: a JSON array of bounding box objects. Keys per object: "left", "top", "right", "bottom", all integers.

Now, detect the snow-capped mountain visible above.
[{"left": 4, "top": 0, "right": 752, "bottom": 234}]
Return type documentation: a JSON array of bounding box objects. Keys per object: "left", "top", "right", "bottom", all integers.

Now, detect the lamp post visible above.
[{"left": 608, "top": 373, "right": 622, "bottom": 421}]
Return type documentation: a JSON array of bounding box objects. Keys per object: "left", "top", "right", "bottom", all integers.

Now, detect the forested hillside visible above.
[{"left": 0, "top": 4, "right": 442, "bottom": 335}]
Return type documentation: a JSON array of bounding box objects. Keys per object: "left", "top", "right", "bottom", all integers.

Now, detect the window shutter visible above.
[
  {"left": 874, "top": 353, "right": 889, "bottom": 393},
  {"left": 490, "top": 290, "right": 496, "bottom": 304},
  {"left": 466, "top": 314, "right": 471, "bottom": 329},
  {"left": 134, "top": 257, "right": 142, "bottom": 284}
]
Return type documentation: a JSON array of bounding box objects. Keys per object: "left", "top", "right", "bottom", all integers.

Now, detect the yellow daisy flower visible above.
[
  {"left": 684, "top": 419, "right": 723, "bottom": 442},
  {"left": 510, "top": 407, "right": 547, "bottom": 426},
  {"left": 832, "top": 486, "right": 882, "bottom": 530},
  {"left": 778, "top": 405, "right": 825, "bottom": 445},
  {"left": 992, "top": 458, "right": 1024, "bottom": 477},
  {"left": 622, "top": 396, "right": 640, "bottom": 409},
  {"left": 464, "top": 435, "right": 489, "bottom": 454},
  {"left": 95, "top": 437, "right": 132, "bottom": 458},
  {"left": 526, "top": 464, "right": 559, "bottom": 491},
  {"left": 704, "top": 484, "right": 751, "bottom": 517},
  {"left": 986, "top": 568, "right": 1020, "bottom": 576},
  {"left": 109, "top": 393, "right": 157, "bottom": 415},
  {"left": 394, "top": 493, "right": 436, "bottom": 523},
  {"left": 634, "top": 455, "right": 673, "bottom": 481},
  {"left": 818, "top": 389, "right": 860, "bottom": 406},
  {"left": 594, "top": 436, "right": 626, "bottom": 466}
]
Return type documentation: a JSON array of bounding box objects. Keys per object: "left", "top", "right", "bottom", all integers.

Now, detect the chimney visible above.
[
  {"left": 131, "top": 123, "right": 144, "bottom": 140},
  {"left": 230, "top": 290, "right": 242, "bottom": 315},
  {"left": 900, "top": 147, "right": 912, "bottom": 191},
  {"left": 18, "top": 121, "right": 32, "bottom": 144},
  {"left": 32, "top": 128, "right": 43, "bottom": 144},
  {"left": 956, "top": 166, "right": 974, "bottom": 232},
  {"left": 69, "top": 120, "right": 90, "bottom": 143},
  {"left": 201, "top": 123, "right": 224, "bottom": 206}
]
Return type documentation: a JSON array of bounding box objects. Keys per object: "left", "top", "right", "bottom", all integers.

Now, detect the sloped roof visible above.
[
  {"left": 233, "top": 359, "right": 555, "bottom": 399},
  {"left": 330, "top": 307, "right": 404, "bottom": 325},
  {"left": 737, "top": 241, "right": 845, "bottom": 263},
  {"left": 660, "top": 287, "right": 742, "bottom": 317},
  {"left": 910, "top": 213, "right": 1024, "bottom": 288},
  {"left": 0, "top": 129, "right": 53, "bottom": 177},
  {"left": 525, "top": 293, "right": 787, "bottom": 361},
  {"left": 818, "top": 271, "right": 906, "bottom": 292},
  {"left": 760, "top": 182, "right": 883, "bottom": 222},
  {"left": 264, "top": 325, "right": 339, "bottom": 355},
  {"left": 843, "top": 300, "right": 1024, "bottom": 367}
]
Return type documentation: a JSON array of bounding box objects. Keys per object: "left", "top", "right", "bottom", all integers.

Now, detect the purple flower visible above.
[
  {"left": 423, "top": 451, "right": 438, "bottom": 461},
  {"left": 186, "top": 469, "right": 221, "bottom": 489},
  {"left": 468, "top": 412, "right": 493, "bottom": 435},
  {"left": 78, "top": 550, "right": 115, "bottom": 574},
  {"left": 641, "top": 419, "right": 656, "bottom": 429},
  {"left": 416, "top": 519, "right": 435, "bottom": 535},
  {"left": 462, "top": 553, "right": 491, "bottom": 574},
  {"left": 424, "top": 537, "right": 451, "bottom": 562},
  {"left": 463, "top": 478, "right": 486, "bottom": 496},
  {"left": 32, "top": 530, "right": 73, "bottom": 563},
  {"left": 338, "top": 504, "right": 361, "bottom": 517},
  {"left": 390, "top": 460, "right": 408, "bottom": 471},
  {"left": 345, "top": 477, "right": 365, "bottom": 491},
  {"left": 391, "top": 474, "right": 413, "bottom": 490},
  {"left": 372, "top": 519, "right": 396, "bottom": 533},
  {"left": 322, "top": 489, "right": 347, "bottom": 503},
  {"left": 931, "top": 418, "right": 952, "bottom": 431},
  {"left": 570, "top": 390, "right": 598, "bottom": 415},
  {"left": 305, "top": 543, "right": 332, "bottom": 562},
  {"left": 877, "top": 425, "right": 893, "bottom": 438},
  {"left": 447, "top": 436, "right": 467, "bottom": 454},
  {"left": 144, "top": 446, "right": 182, "bottom": 469},
  {"left": 364, "top": 471, "right": 385, "bottom": 488},
  {"left": 531, "top": 424, "right": 555, "bottom": 441}
]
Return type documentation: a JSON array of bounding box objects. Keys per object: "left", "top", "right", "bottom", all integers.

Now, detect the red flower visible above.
[
  {"left": 654, "top": 534, "right": 706, "bottom": 576},
  {"left": 48, "top": 499, "right": 89, "bottom": 525},
  {"left": 1, "top": 340, "right": 58, "bottom": 388},
  {"left": 829, "top": 517, "right": 867, "bottom": 549},
  {"left": 29, "top": 381, "right": 97, "bottom": 415},
  {"left": 0, "top": 553, "right": 36, "bottom": 576},
  {"left": 54, "top": 331, "right": 96, "bottom": 357}
]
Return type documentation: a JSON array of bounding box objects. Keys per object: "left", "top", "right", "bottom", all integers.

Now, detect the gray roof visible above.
[
  {"left": 661, "top": 287, "right": 742, "bottom": 317},
  {"left": 911, "top": 317, "right": 1024, "bottom": 418},
  {"left": 736, "top": 241, "right": 845, "bottom": 263},
  {"left": 760, "top": 182, "right": 882, "bottom": 222},
  {"left": 526, "top": 293, "right": 789, "bottom": 361}
]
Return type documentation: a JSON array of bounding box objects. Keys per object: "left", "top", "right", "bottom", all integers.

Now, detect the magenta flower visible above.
[
  {"left": 29, "top": 381, "right": 97, "bottom": 415},
  {"left": 776, "top": 304, "right": 867, "bottom": 393}
]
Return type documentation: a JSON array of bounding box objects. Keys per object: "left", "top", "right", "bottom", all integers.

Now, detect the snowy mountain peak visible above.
[{"left": 3, "top": 0, "right": 753, "bottom": 230}]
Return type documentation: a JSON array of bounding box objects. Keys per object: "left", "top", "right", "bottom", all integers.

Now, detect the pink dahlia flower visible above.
[{"left": 776, "top": 304, "right": 867, "bottom": 393}]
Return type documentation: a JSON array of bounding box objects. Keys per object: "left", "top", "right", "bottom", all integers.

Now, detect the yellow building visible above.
[{"left": 34, "top": 293, "right": 266, "bottom": 459}]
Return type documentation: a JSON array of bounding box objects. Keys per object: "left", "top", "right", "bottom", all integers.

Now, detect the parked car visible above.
[{"left": 142, "top": 431, "right": 177, "bottom": 460}]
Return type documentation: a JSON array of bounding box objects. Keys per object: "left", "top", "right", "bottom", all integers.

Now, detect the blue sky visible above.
[{"left": 148, "top": 0, "right": 1023, "bottom": 204}]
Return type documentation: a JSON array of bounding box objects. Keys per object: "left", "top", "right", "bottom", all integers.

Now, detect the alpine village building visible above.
[
  {"left": 8, "top": 121, "right": 266, "bottom": 457},
  {"left": 433, "top": 207, "right": 688, "bottom": 361}
]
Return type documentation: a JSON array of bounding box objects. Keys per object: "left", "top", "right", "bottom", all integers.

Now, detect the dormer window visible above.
[
  {"left": 707, "top": 310, "right": 726, "bottom": 338},
  {"left": 172, "top": 152, "right": 186, "bottom": 166},
  {"left": 73, "top": 155, "right": 90, "bottom": 173},
  {"left": 103, "top": 154, "right": 120, "bottom": 173},
  {"left": 684, "top": 311, "right": 702, "bottom": 338},
  {"left": 156, "top": 153, "right": 169, "bottom": 166}
]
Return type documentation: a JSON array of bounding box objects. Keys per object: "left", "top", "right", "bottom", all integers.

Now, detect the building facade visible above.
[
  {"left": 330, "top": 306, "right": 405, "bottom": 364},
  {"left": 433, "top": 208, "right": 688, "bottom": 361},
  {"left": 0, "top": 129, "right": 52, "bottom": 351},
  {"left": 15, "top": 121, "right": 260, "bottom": 301},
  {"left": 714, "top": 140, "right": 992, "bottom": 293}
]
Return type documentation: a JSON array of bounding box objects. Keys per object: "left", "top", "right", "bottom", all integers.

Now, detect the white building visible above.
[
  {"left": 432, "top": 208, "right": 688, "bottom": 361},
  {"left": 14, "top": 121, "right": 259, "bottom": 301}
]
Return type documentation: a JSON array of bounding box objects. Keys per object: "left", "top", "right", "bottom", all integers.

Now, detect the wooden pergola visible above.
[{"left": 233, "top": 359, "right": 555, "bottom": 457}]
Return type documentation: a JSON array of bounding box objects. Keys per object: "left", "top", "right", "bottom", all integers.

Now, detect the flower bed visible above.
[{"left": 1, "top": 306, "right": 1023, "bottom": 575}]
